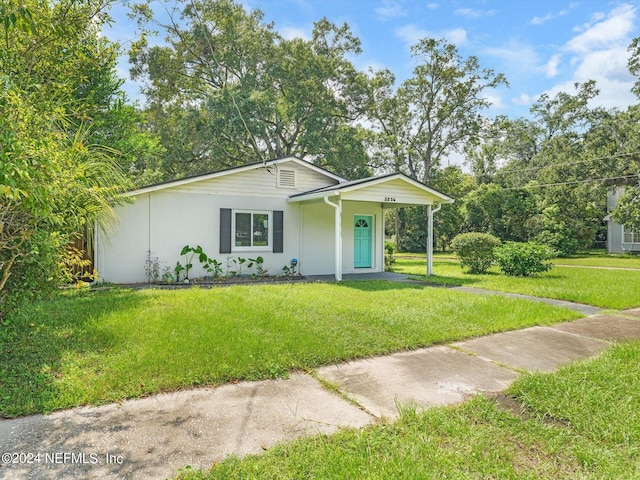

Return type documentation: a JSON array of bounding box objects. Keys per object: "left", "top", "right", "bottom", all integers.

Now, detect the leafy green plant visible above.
[
  {"left": 203, "top": 258, "right": 223, "bottom": 278},
  {"left": 174, "top": 261, "right": 185, "bottom": 282},
  {"left": 384, "top": 241, "right": 396, "bottom": 271},
  {"left": 231, "top": 257, "right": 249, "bottom": 276},
  {"left": 161, "top": 266, "right": 175, "bottom": 284},
  {"left": 179, "top": 245, "right": 197, "bottom": 280},
  {"left": 186, "top": 245, "right": 223, "bottom": 278},
  {"left": 494, "top": 242, "right": 555, "bottom": 277},
  {"left": 450, "top": 232, "right": 501, "bottom": 274},
  {"left": 384, "top": 241, "right": 396, "bottom": 255},
  {"left": 249, "top": 256, "right": 267, "bottom": 277},
  {"left": 144, "top": 250, "right": 161, "bottom": 283}
]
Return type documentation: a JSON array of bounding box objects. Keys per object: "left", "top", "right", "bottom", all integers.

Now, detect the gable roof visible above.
[
  {"left": 123, "top": 156, "right": 346, "bottom": 197},
  {"left": 288, "top": 171, "right": 454, "bottom": 204}
]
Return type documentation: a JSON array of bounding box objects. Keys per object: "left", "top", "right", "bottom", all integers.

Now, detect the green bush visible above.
[
  {"left": 494, "top": 242, "right": 555, "bottom": 277},
  {"left": 384, "top": 241, "right": 396, "bottom": 271},
  {"left": 450, "top": 232, "right": 501, "bottom": 274},
  {"left": 533, "top": 230, "right": 578, "bottom": 257},
  {"left": 384, "top": 241, "right": 396, "bottom": 256}
]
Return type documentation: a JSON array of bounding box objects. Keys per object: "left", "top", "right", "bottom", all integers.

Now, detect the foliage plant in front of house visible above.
[
  {"left": 450, "top": 232, "right": 501, "bottom": 274},
  {"left": 494, "top": 242, "right": 555, "bottom": 277}
]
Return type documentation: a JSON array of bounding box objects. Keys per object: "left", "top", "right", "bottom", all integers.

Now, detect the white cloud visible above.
[
  {"left": 543, "top": 4, "right": 638, "bottom": 111},
  {"left": 483, "top": 41, "right": 540, "bottom": 75},
  {"left": 530, "top": 3, "right": 577, "bottom": 25},
  {"left": 565, "top": 4, "right": 636, "bottom": 54},
  {"left": 454, "top": 8, "right": 496, "bottom": 19},
  {"left": 530, "top": 9, "right": 568, "bottom": 25},
  {"left": 395, "top": 24, "right": 429, "bottom": 46},
  {"left": 427, "top": 3, "right": 439, "bottom": 10},
  {"left": 455, "top": 8, "right": 482, "bottom": 19},
  {"left": 512, "top": 93, "right": 535, "bottom": 106},
  {"left": 280, "top": 26, "right": 310, "bottom": 41},
  {"left": 376, "top": 0, "right": 407, "bottom": 19},
  {"left": 484, "top": 93, "right": 506, "bottom": 109},
  {"left": 396, "top": 24, "right": 467, "bottom": 48},
  {"left": 544, "top": 54, "right": 561, "bottom": 78}
]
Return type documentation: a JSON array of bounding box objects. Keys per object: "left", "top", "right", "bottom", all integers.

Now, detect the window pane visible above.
[
  {"left": 235, "top": 213, "right": 251, "bottom": 247},
  {"left": 253, "top": 213, "right": 268, "bottom": 246},
  {"left": 624, "top": 228, "right": 633, "bottom": 243}
]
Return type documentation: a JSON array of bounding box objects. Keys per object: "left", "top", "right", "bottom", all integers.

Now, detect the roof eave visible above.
[{"left": 123, "top": 156, "right": 346, "bottom": 197}]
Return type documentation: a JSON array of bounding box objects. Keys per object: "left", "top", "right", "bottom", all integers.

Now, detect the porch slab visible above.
[
  {"left": 0, "top": 373, "right": 372, "bottom": 480},
  {"left": 550, "top": 314, "right": 640, "bottom": 342},
  {"left": 316, "top": 346, "right": 517, "bottom": 420},
  {"left": 453, "top": 326, "right": 610, "bottom": 372}
]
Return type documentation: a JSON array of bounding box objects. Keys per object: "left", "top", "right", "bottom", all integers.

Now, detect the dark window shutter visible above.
[
  {"left": 273, "top": 210, "right": 283, "bottom": 253},
  {"left": 220, "top": 208, "right": 232, "bottom": 253}
]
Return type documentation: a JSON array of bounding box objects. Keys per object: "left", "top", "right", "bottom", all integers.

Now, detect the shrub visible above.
[
  {"left": 384, "top": 241, "right": 396, "bottom": 256},
  {"left": 384, "top": 241, "right": 396, "bottom": 272},
  {"left": 494, "top": 242, "right": 555, "bottom": 277},
  {"left": 533, "top": 230, "right": 579, "bottom": 257},
  {"left": 450, "top": 232, "right": 501, "bottom": 274}
]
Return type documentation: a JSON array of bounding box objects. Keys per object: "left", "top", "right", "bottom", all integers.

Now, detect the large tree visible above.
[
  {"left": 476, "top": 81, "right": 629, "bottom": 254},
  {"left": 367, "top": 38, "right": 507, "bottom": 184},
  {"left": 608, "top": 37, "right": 640, "bottom": 229},
  {"left": 366, "top": 38, "right": 505, "bottom": 250},
  {"left": 0, "top": 0, "right": 138, "bottom": 314},
  {"left": 130, "top": 0, "right": 372, "bottom": 179}
]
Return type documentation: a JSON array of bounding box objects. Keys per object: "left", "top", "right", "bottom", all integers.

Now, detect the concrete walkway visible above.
[{"left": 2, "top": 310, "right": 640, "bottom": 479}]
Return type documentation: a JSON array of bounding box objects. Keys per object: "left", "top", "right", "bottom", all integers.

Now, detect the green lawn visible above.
[
  {"left": 0, "top": 281, "right": 579, "bottom": 417},
  {"left": 554, "top": 255, "right": 640, "bottom": 268},
  {"left": 393, "top": 257, "right": 640, "bottom": 309},
  {"left": 178, "top": 341, "right": 640, "bottom": 479}
]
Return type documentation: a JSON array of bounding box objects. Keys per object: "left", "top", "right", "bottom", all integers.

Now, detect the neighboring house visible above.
[
  {"left": 605, "top": 186, "right": 640, "bottom": 253},
  {"left": 95, "top": 156, "right": 453, "bottom": 283}
]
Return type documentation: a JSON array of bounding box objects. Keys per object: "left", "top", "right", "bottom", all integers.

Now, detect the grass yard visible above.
[
  {"left": 393, "top": 256, "right": 640, "bottom": 309},
  {"left": 554, "top": 255, "right": 640, "bottom": 268},
  {"left": 0, "top": 281, "right": 580, "bottom": 418},
  {"left": 177, "top": 341, "right": 640, "bottom": 479}
]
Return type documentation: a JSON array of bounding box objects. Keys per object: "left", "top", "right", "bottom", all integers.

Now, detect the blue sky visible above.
[{"left": 106, "top": 0, "right": 640, "bottom": 119}]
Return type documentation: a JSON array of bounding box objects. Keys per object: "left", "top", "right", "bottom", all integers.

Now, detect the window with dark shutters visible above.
[{"left": 221, "top": 209, "right": 283, "bottom": 253}]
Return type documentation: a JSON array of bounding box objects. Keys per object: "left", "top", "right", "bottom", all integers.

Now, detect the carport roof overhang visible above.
[{"left": 287, "top": 172, "right": 454, "bottom": 206}]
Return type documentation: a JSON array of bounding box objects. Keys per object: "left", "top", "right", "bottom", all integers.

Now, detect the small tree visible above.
[
  {"left": 494, "top": 242, "right": 555, "bottom": 277},
  {"left": 450, "top": 232, "right": 501, "bottom": 274}
]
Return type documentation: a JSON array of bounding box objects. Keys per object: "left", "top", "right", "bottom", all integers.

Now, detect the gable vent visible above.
[{"left": 278, "top": 169, "right": 296, "bottom": 188}]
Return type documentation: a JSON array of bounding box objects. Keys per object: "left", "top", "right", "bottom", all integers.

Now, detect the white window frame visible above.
[
  {"left": 623, "top": 225, "right": 640, "bottom": 244},
  {"left": 232, "top": 210, "right": 272, "bottom": 252}
]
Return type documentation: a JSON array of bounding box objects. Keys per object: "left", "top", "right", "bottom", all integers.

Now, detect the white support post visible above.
[
  {"left": 324, "top": 195, "right": 343, "bottom": 281},
  {"left": 427, "top": 203, "right": 442, "bottom": 276}
]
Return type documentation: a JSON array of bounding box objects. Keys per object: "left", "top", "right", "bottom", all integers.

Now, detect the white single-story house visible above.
[
  {"left": 95, "top": 156, "right": 453, "bottom": 283},
  {"left": 605, "top": 186, "right": 640, "bottom": 254}
]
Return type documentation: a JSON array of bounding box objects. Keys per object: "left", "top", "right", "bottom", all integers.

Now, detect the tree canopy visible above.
[
  {"left": 129, "top": 0, "right": 372, "bottom": 179},
  {"left": 0, "top": 0, "right": 154, "bottom": 315}
]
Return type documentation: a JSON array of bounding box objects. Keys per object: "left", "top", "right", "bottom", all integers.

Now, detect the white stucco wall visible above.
[
  {"left": 299, "top": 200, "right": 383, "bottom": 276},
  {"left": 95, "top": 195, "right": 151, "bottom": 284},
  {"left": 95, "top": 160, "right": 341, "bottom": 283},
  {"left": 97, "top": 191, "right": 302, "bottom": 283}
]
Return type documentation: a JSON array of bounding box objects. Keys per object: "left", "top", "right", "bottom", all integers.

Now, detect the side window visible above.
[
  {"left": 221, "top": 209, "right": 283, "bottom": 253},
  {"left": 233, "top": 210, "right": 270, "bottom": 249}
]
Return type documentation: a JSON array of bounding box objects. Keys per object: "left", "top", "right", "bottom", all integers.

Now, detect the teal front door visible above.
[{"left": 354, "top": 215, "right": 372, "bottom": 268}]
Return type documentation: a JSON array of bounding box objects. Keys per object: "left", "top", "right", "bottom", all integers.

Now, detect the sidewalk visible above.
[{"left": 2, "top": 309, "right": 640, "bottom": 480}]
